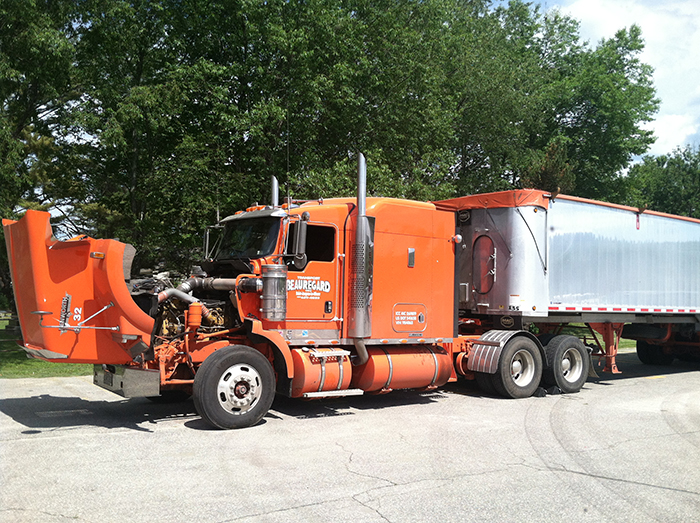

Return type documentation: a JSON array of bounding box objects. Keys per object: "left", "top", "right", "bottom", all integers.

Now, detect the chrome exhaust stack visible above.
[
  {"left": 348, "top": 153, "right": 374, "bottom": 365},
  {"left": 271, "top": 176, "right": 279, "bottom": 207}
]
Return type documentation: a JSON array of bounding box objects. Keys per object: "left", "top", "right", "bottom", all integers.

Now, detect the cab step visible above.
[{"left": 302, "top": 389, "right": 365, "bottom": 398}]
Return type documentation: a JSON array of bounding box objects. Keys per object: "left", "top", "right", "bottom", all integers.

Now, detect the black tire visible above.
[
  {"left": 475, "top": 372, "right": 497, "bottom": 396},
  {"left": 193, "top": 345, "right": 275, "bottom": 429},
  {"left": 537, "top": 333, "right": 556, "bottom": 347},
  {"left": 491, "top": 337, "right": 543, "bottom": 399},
  {"left": 636, "top": 340, "right": 674, "bottom": 366},
  {"left": 676, "top": 352, "right": 700, "bottom": 362},
  {"left": 542, "top": 335, "right": 589, "bottom": 393},
  {"left": 146, "top": 390, "right": 191, "bottom": 403}
]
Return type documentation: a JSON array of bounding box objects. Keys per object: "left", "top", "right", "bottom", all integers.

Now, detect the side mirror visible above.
[
  {"left": 288, "top": 213, "right": 310, "bottom": 270},
  {"left": 292, "top": 219, "right": 308, "bottom": 269},
  {"left": 204, "top": 224, "right": 223, "bottom": 260}
]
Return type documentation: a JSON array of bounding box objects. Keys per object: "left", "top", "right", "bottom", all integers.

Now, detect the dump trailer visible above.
[{"left": 4, "top": 155, "right": 700, "bottom": 428}]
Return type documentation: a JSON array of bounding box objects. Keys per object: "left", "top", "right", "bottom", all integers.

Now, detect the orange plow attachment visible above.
[{"left": 3, "top": 211, "right": 154, "bottom": 363}]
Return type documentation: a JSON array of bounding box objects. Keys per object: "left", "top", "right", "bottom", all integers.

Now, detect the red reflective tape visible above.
[
  {"left": 582, "top": 307, "right": 592, "bottom": 311},
  {"left": 566, "top": 307, "right": 576, "bottom": 311},
  {"left": 627, "top": 308, "right": 635, "bottom": 312},
  {"left": 654, "top": 309, "right": 662, "bottom": 312},
  {"left": 549, "top": 307, "right": 559, "bottom": 311},
  {"left": 613, "top": 308, "right": 622, "bottom": 311},
  {"left": 641, "top": 308, "right": 649, "bottom": 312},
  {"left": 598, "top": 307, "right": 607, "bottom": 311}
]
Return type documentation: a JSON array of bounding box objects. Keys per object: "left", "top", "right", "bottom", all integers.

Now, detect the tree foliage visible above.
[
  {"left": 625, "top": 147, "right": 700, "bottom": 219},
  {"left": 1, "top": 0, "right": 661, "bottom": 282}
]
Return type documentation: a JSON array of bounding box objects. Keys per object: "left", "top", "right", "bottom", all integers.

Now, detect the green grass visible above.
[
  {"left": 0, "top": 329, "right": 92, "bottom": 379},
  {"left": 541, "top": 323, "right": 637, "bottom": 352}
]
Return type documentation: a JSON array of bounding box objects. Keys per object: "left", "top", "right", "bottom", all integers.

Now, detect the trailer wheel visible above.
[
  {"left": 492, "top": 337, "right": 542, "bottom": 399},
  {"left": 542, "top": 335, "right": 589, "bottom": 393},
  {"left": 193, "top": 345, "right": 275, "bottom": 429},
  {"left": 636, "top": 341, "right": 674, "bottom": 366}
]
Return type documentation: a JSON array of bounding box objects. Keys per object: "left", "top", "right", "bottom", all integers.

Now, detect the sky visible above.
[{"left": 539, "top": 0, "right": 700, "bottom": 157}]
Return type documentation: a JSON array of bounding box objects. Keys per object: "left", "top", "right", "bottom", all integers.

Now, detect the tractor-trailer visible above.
[{"left": 4, "top": 155, "right": 700, "bottom": 429}]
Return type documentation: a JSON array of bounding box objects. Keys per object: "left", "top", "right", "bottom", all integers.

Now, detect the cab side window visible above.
[{"left": 288, "top": 223, "right": 335, "bottom": 268}]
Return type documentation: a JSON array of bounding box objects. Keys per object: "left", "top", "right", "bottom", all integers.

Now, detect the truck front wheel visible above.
[
  {"left": 491, "top": 337, "right": 542, "bottom": 399},
  {"left": 193, "top": 345, "right": 275, "bottom": 429}
]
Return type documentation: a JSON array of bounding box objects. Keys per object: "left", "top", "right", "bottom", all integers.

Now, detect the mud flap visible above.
[{"left": 467, "top": 330, "right": 540, "bottom": 374}]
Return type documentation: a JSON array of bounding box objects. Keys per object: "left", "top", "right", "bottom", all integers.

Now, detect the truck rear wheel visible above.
[
  {"left": 492, "top": 337, "right": 542, "bottom": 399},
  {"left": 475, "top": 372, "right": 497, "bottom": 396},
  {"left": 542, "top": 335, "right": 589, "bottom": 393},
  {"left": 636, "top": 340, "right": 674, "bottom": 366},
  {"left": 193, "top": 345, "right": 275, "bottom": 429}
]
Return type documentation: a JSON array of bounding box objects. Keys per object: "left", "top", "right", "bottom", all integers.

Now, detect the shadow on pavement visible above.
[
  {"left": 0, "top": 394, "right": 198, "bottom": 433},
  {"left": 587, "top": 350, "right": 700, "bottom": 383},
  {"left": 268, "top": 388, "right": 451, "bottom": 422}
]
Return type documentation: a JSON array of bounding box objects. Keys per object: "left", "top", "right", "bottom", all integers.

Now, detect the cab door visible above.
[{"left": 285, "top": 222, "right": 341, "bottom": 341}]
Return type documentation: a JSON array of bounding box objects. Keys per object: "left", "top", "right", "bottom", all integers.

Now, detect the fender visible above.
[
  {"left": 246, "top": 319, "right": 294, "bottom": 380},
  {"left": 467, "top": 330, "right": 543, "bottom": 374}
]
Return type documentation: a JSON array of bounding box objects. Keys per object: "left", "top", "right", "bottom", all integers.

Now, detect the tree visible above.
[
  {"left": 549, "top": 24, "right": 658, "bottom": 200},
  {"left": 0, "top": 0, "right": 77, "bottom": 308},
  {"left": 520, "top": 135, "right": 574, "bottom": 194},
  {"left": 625, "top": 146, "right": 700, "bottom": 219},
  {"left": 448, "top": 1, "right": 658, "bottom": 200},
  {"left": 55, "top": 0, "right": 462, "bottom": 271}
]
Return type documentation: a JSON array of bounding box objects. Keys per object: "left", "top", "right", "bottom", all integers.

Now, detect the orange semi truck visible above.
[{"left": 4, "top": 154, "right": 700, "bottom": 429}]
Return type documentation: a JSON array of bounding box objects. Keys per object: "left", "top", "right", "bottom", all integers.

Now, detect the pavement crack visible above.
[
  {"left": 0, "top": 507, "right": 86, "bottom": 520},
  {"left": 335, "top": 442, "right": 398, "bottom": 522},
  {"left": 351, "top": 496, "right": 393, "bottom": 523},
  {"left": 528, "top": 463, "right": 700, "bottom": 497},
  {"left": 336, "top": 441, "right": 398, "bottom": 486},
  {"left": 216, "top": 497, "right": 351, "bottom": 522}
]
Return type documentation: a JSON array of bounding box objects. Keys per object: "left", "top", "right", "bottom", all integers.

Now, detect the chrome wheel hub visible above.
[{"left": 217, "top": 364, "right": 262, "bottom": 414}]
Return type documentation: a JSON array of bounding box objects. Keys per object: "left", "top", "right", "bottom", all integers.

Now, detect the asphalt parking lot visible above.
[{"left": 1, "top": 349, "right": 699, "bottom": 523}]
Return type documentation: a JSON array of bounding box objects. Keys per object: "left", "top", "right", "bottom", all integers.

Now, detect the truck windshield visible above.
[{"left": 215, "top": 217, "right": 281, "bottom": 260}]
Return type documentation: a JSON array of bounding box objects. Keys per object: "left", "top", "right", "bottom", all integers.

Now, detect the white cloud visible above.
[
  {"left": 642, "top": 115, "right": 699, "bottom": 155},
  {"left": 551, "top": 0, "right": 700, "bottom": 155}
]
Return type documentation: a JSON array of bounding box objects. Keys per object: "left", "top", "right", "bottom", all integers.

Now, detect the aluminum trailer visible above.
[{"left": 435, "top": 190, "right": 700, "bottom": 372}]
